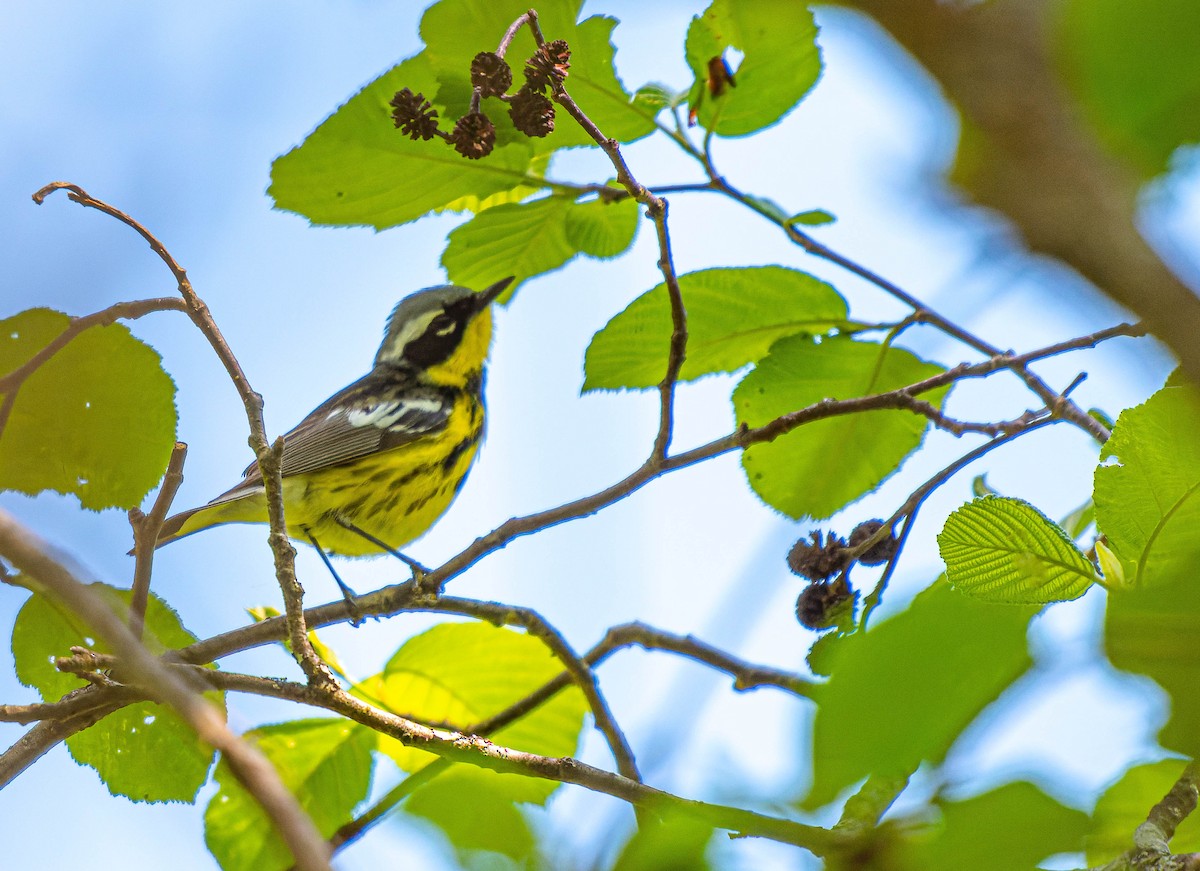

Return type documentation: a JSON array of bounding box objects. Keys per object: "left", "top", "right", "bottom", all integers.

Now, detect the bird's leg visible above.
[
  {"left": 304, "top": 529, "right": 363, "bottom": 625},
  {"left": 333, "top": 516, "right": 432, "bottom": 583}
]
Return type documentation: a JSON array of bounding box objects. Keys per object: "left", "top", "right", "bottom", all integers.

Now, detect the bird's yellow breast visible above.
[{"left": 175, "top": 392, "right": 484, "bottom": 556}]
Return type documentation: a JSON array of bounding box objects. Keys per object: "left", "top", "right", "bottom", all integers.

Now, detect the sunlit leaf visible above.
[
  {"left": 12, "top": 586, "right": 215, "bottom": 802},
  {"left": 939, "top": 496, "right": 1096, "bottom": 604},
  {"left": 205, "top": 719, "right": 373, "bottom": 871},
  {"left": 1094, "top": 376, "right": 1200, "bottom": 587},
  {"left": 0, "top": 308, "right": 176, "bottom": 510},
  {"left": 358, "top": 621, "right": 586, "bottom": 803},
  {"left": 584, "top": 266, "right": 847, "bottom": 391},
  {"left": 735, "top": 337, "right": 948, "bottom": 520},
  {"left": 684, "top": 0, "right": 822, "bottom": 136},
  {"left": 442, "top": 193, "right": 638, "bottom": 300},
  {"left": 805, "top": 582, "right": 1034, "bottom": 809},
  {"left": 270, "top": 0, "right": 657, "bottom": 229},
  {"left": 788, "top": 209, "right": 836, "bottom": 227}
]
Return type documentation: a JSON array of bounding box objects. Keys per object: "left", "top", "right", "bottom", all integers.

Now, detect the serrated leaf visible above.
[
  {"left": 442, "top": 194, "right": 638, "bottom": 300},
  {"left": 563, "top": 192, "right": 639, "bottom": 258},
  {"left": 357, "top": 621, "right": 586, "bottom": 804},
  {"left": 1056, "top": 0, "right": 1200, "bottom": 178},
  {"left": 270, "top": 55, "right": 536, "bottom": 230},
  {"left": 1061, "top": 497, "right": 1096, "bottom": 539},
  {"left": 68, "top": 701, "right": 216, "bottom": 804},
  {"left": 903, "top": 782, "right": 1088, "bottom": 870},
  {"left": 938, "top": 496, "right": 1096, "bottom": 604},
  {"left": 684, "top": 0, "right": 822, "bottom": 137},
  {"left": 405, "top": 767, "right": 535, "bottom": 864},
  {"left": 205, "top": 719, "right": 373, "bottom": 871},
  {"left": 805, "top": 581, "right": 1034, "bottom": 809},
  {"left": 1094, "top": 377, "right": 1200, "bottom": 587},
  {"left": 270, "top": 0, "right": 657, "bottom": 229},
  {"left": 788, "top": 209, "right": 836, "bottom": 227},
  {"left": 1085, "top": 761, "right": 1200, "bottom": 864},
  {"left": 734, "top": 336, "right": 948, "bottom": 520},
  {"left": 632, "top": 82, "right": 674, "bottom": 113},
  {"left": 0, "top": 308, "right": 177, "bottom": 510},
  {"left": 12, "top": 586, "right": 215, "bottom": 802},
  {"left": 584, "top": 266, "right": 847, "bottom": 392},
  {"left": 1107, "top": 573, "right": 1200, "bottom": 759},
  {"left": 420, "top": 0, "right": 656, "bottom": 149}
]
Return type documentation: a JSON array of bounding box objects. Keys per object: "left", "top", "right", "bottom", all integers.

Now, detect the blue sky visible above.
[{"left": 1, "top": 2, "right": 1194, "bottom": 868}]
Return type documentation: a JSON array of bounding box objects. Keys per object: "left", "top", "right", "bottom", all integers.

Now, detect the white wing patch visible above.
[{"left": 347, "top": 397, "right": 446, "bottom": 431}]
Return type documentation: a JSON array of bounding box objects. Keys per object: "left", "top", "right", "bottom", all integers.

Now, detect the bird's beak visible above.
[{"left": 477, "top": 276, "right": 515, "bottom": 307}]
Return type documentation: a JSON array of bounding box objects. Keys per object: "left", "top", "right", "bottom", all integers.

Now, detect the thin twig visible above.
[
  {"left": 418, "top": 595, "right": 641, "bottom": 783},
  {"left": 128, "top": 442, "right": 188, "bottom": 638},
  {"left": 32, "top": 182, "right": 330, "bottom": 686},
  {"left": 857, "top": 417, "right": 1062, "bottom": 626},
  {"left": 0, "top": 509, "right": 333, "bottom": 871},
  {"left": 521, "top": 11, "right": 690, "bottom": 461},
  {"left": 196, "top": 668, "right": 845, "bottom": 855},
  {"left": 0, "top": 296, "right": 186, "bottom": 436}
]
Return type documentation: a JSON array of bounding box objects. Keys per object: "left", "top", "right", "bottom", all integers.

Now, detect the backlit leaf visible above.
[{"left": 0, "top": 308, "right": 176, "bottom": 511}]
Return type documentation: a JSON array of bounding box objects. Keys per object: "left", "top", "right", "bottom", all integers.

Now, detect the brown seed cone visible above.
[
  {"left": 470, "top": 51, "right": 513, "bottom": 98},
  {"left": 450, "top": 111, "right": 496, "bottom": 159},
  {"left": 509, "top": 86, "right": 555, "bottom": 137},
  {"left": 389, "top": 88, "right": 439, "bottom": 141},
  {"left": 524, "top": 39, "right": 571, "bottom": 91},
  {"left": 786, "top": 530, "right": 849, "bottom": 581}
]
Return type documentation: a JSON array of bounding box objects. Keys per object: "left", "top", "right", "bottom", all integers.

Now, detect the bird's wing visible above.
[{"left": 210, "top": 372, "right": 452, "bottom": 505}]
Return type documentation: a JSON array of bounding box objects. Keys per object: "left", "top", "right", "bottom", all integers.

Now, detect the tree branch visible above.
[
  {"left": 33, "top": 182, "right": 332, "bottom": 687},
  {"left": 0, "top": 509, "right": 333, "bottom": 871}
]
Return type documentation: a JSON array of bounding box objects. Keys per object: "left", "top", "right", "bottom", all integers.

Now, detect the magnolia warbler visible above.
[{"left": 153, "top": 278, "right": 513, "bottom": 582}]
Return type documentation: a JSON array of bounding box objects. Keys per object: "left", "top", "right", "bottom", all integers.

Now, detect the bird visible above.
[{"left": 151, "top": 277, "right": 513, "bottom": 593}]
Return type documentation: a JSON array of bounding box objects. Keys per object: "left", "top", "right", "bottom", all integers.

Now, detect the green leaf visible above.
[
  {"left": 68, "top": 701, "right": 216, "bottom": 804},
  {"left": 12, "top": 586, "right": 215, "bottom": 802},
  {"left": 1061, "top": 496, "right": 1096, "bottom": 539},
  {"left": 406, "top": 768, "right": 535, "bottom": 864},
  {"left": 805, "top": 582, "right": 1034, "bottom": 809},
  {"left": 358, "top": 621, "right": 586, "bottom": 803},
  {"left": 743, "top": 194, "right": 790, "bottom": 223},
  {"left": 903, "top": 782, "right": 1088, "bottom": 870},
  {"left": 270, "top": 55, "right": 536, "bottom": 230},
  {"left": 269, "top": 0, "right": 658, "bottom": 229},
  {"left": 938, "top": 496, "right": 1096, "bottom": 604},
  {"left": 684, "top": 0, "right": 822, "bottom": 137},
  {"left": 632, "top": 82, "right": 675, "bottom": 114},
  {"left": 1094, "top": 378, "right": 1200, "bottom": 587},
  {"left": 442, "top": 193, "right": 639, "bottom": 299},
  {"left": 735, "top": 336, "right": 948, "bottom": 520},
  {"left": 205, "top": 719, "right": 373, "bottom": 871},
  {"left": 1056, "top": 0, "right": 1200, "bottom": 178},
  {"left": 0, "top": 308, "right": 177, "bottom": 510},
  {"left": 612, "top": 805, "right": 714, "bottom": 871},
  {"left": 1107, "top": 573, "right": 1200, "bottom": 759},
  {"left": 13, "top": 585, "right": 198, "bottom": 700},
  {"left": 971, "top": 474, "right": 999, "bottom": 498},
  {"left": 1085, "top": 761, "right": 1200, "bottom": 864},
  {"left": 584, "top": 266, "right": 847, "bottom": 392},
  {"left": 563, "top": 192, "right": 640, "bottom": 258},
  {"left": 419, "top": 0, "right": 656, "bottom": 148},
  {"left": 787, "top": 209, "right": 836, "bottom": 227}
]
